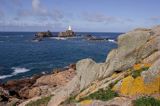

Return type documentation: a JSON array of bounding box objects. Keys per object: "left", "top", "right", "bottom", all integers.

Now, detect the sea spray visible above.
[{"left": 0, "top": 67, "right": 30, "bottom": 79}]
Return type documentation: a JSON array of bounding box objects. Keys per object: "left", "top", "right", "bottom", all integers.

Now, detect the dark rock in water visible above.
[
  {"left": 35, "top": 30, "right": 52, "bottom": 38},
  {"left": 58, "top": 26, "right": 76, "bottom": 37},
  {"left": 33, "top": 30, "right": 52, "bottom": 42},
  {"left": 84, "top": 34, "right": 108, "bottom": 41}
]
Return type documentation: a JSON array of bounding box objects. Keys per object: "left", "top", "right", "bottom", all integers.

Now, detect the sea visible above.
[{"left": 0, "top": 32, "right": 122, "bottom": 82}]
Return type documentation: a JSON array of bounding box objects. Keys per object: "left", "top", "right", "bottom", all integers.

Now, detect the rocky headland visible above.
[{"left": 1, "top": 25, "right": 160, "bottom": 106}]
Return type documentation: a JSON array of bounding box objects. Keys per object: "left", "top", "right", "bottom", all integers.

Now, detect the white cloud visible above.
[
  {"left": 150, "top": 16, "right": 160, "bottom": 22},
  {"left": 32, "top": 0, "right": 47, "bottom": 14},
  {"left": 83, "top": 12, "right": 117, "bottom": 23}
]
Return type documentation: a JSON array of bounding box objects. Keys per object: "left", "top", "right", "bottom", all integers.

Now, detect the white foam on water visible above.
[
  {"left": 11, "top": 67, "right": 30, "bottom": 75},
  {"left": 108, "top": 39, "right": 116, "bottom": 43},
  {"left": 50, "top": 37, "right": 67, "bottom": 40},
  {"left": 0, "top": 75, "right": 13, "bottom": 79},
  {"left": 0, "top": 67, "right": 30, "bottom": 79}
]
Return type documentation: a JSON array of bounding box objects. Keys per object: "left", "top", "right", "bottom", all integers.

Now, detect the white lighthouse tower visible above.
[{"left": 68, "top": 25, "right": 72, "bottom": 30}]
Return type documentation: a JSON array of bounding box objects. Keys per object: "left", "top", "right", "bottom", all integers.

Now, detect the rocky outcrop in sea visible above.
[
  {"left": 33, "top": 31, "right": 53, "bottom": 42},
  {"left": 58, "top": 26, "right": 76, "bottom": 37}
]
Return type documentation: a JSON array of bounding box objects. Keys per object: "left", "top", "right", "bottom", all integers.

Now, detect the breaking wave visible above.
[{"left": 0, "top": 67, "right": 30, "bottom": 79}]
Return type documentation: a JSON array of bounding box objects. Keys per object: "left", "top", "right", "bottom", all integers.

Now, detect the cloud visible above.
[
  {"left": 31, "top": 0, "right": 64, "bottom": 21},
  {"left": 149, "top": 16, "right": 160, "bottom": 22},
  {"left": 32, "top": 0, "right": 48, "bottom": 15},
  {"left": 83, "top": 12, "right": 117, "bottom": 23},
  {"left": 51, "top": 9, "right": 64, "bottom": 21}
]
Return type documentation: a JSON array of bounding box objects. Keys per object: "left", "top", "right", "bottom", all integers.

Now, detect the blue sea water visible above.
[{"left": 0, "top": 32, "right": 122, "bottom": 82}]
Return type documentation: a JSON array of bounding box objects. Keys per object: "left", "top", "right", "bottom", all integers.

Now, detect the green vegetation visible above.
[
  {"left": 134, "top": 96, "right": 160, "bottom": 106},
  {"left": 132, "top": 67, "right": 149, "bottom": 78},
  {"left": 25, "top": 96, "right": 52, "bottom": 106},
  {"left": 61, "top": 95, "right": 77, "bottom": 105},
  {"left": 80, "top": 88, "right": 118, "bottom": 101}
]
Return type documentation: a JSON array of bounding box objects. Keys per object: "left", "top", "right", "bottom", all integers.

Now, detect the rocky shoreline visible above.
[
  {"left": 0, "top": 64, "right": 76, "bottom": 106},
  {"left": 1, "top": 25, "right": 160, "bottom": 106}
]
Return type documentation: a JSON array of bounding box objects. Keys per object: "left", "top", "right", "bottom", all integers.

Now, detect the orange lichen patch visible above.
[
  {"left": 80, "top": 100, "right": 92, "bottom": 105},
  {"left": 133, "top": 64, "right": 142, "bottom": 70},
  {"left": 117, "top": 76, "right": 160, "bottom": 96},
  {"left": 133, "top": 63, "right": 151, "bottom": 71},
  {"left": 143, "top": 63, "right": 152, "bottom": 67}
]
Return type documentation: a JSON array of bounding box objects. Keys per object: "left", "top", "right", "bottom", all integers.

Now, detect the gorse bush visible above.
[{"left": 134, "top": 96, "right": 160, "bottom": 106}]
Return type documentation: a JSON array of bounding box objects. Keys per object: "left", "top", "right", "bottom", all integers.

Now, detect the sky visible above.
[{"left": 0, "top": 0, "right": 160, "bottom": 32}]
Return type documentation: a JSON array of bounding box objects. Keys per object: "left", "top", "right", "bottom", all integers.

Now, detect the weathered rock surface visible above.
[
  {"left": 35, "top": 68, "right": 75, "bottom": 86},
  {"left": 58, "top": 30, "right": 75, "bottom": 37},
  {"left": 142, "top": 58, "right": 160, "bottom": 83},
  {"left": 48, "top": 25, "right": 160, "bottom": 106}
]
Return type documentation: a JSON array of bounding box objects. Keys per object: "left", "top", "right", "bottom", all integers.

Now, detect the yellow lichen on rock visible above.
[
  {"left": 80, "top": 100, "right": 92, "bottom": 105},
  {"left": 129, "top": 76, "right": 145, "bottom": 95},
  {"left": 115, "top": 75, "right": 160, "bottom": 96},
  {"left": 119, "top": 76, "right": 134, "bottom": 95}
]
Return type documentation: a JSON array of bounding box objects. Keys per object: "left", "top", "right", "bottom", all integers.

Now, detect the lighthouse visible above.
[
  {"left": 58, "top": 25, "right": 75, "bottom": 37},
  {"left": 68, "top": 25, "right": 72, "bottom": 30}
]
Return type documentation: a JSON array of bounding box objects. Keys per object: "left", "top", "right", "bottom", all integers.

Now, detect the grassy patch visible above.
[
  {"left": 80, "top": 88, "right": 118, "bottom": 101},
  {"left": 134, "top": 96, "right": 160, "bottom": 106},
  {"left": 25, "top": 96, "right": 52, "bottom": 106},
  {"left": 132, "top": 67, "right": 149, "bottom": 78}
]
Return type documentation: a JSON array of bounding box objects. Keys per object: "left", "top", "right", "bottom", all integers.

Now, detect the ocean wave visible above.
[
  {"left": 11, "top": 67, "right": 30, "bottom": 75},
  {"left": 50, "top": 37, "right": 67, "bottom": 40},
  {"left": 0, "top": 75, "right": 13, "bottom": 79},
  {"left": 0, "top": 67, "right": 30, "bottom": 79},
  {"left": 108, "top": 39, "right": 116, "bottom": 43}
]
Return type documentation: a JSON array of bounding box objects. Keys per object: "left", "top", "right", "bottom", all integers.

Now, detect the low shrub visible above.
[
  {"left": 80, "top": 88, "right": 118, "bottom": 101},
  {"left": 134, "top": 96, "right": 160, "bottom": 106},
  {"left": 132, "top": 67, "right": 149, "bottom": 78},
  {"left": 26, "top": 96, "right": 52, "bottom": 106}
]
